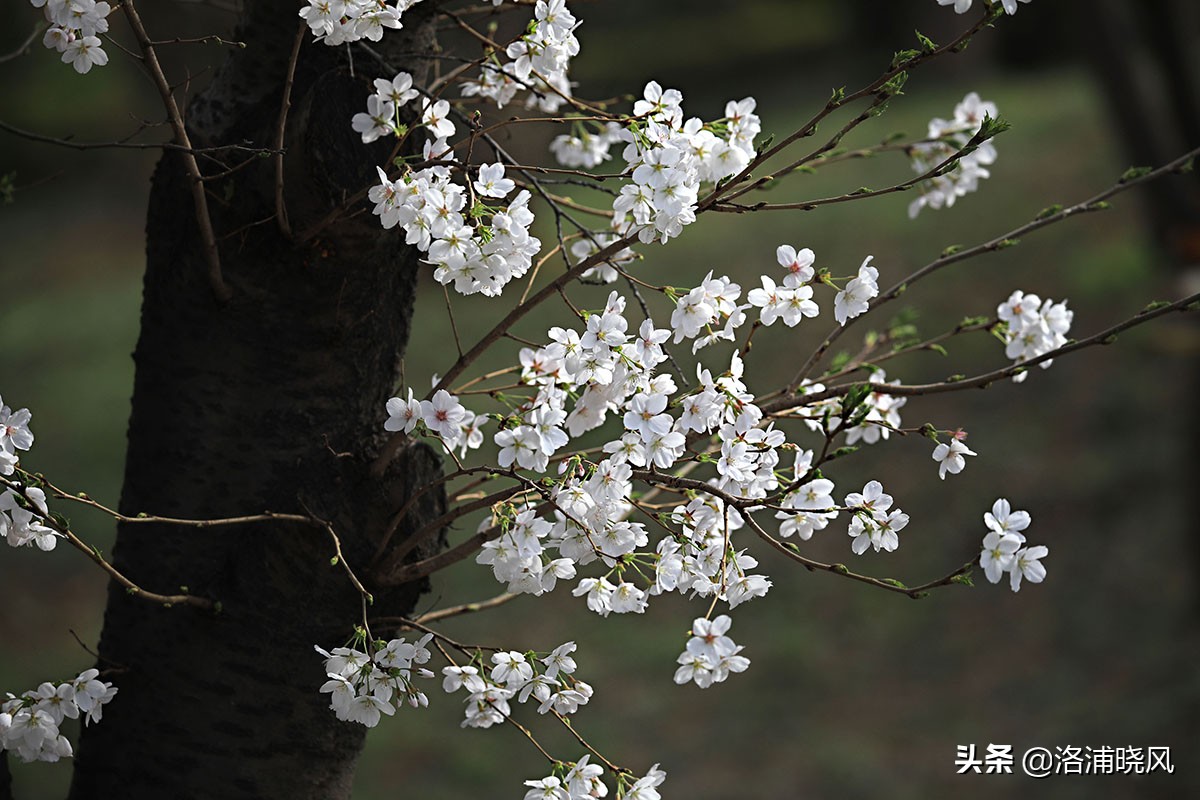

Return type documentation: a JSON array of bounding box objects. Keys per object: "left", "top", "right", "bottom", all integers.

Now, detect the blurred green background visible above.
[{"left": 2, "top": 1, "right": 1197, "bottom": 798}]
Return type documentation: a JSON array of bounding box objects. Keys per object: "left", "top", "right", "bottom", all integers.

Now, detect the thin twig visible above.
[
  {"left": 413, "top": 592, "right": 520, "bottom": 624},
  {"left": 121, "top": 0, "right": 232, "bottom": 302},
  {"left": 0, "top": 119, "right": 278, "bottom": 156},
  {"left": 0, "top": 21, "right": 47, "bottom": 64},
  {"left": 274, "top": 22, "right": 306, "bottom": 238},
  {"left": 784, "top": 146, "right": 1200, "bottom": 393}
]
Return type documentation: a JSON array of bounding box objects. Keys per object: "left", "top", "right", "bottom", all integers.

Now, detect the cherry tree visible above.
[{"left": 2, "top": 1, "right": 1197, "bottom": 798}]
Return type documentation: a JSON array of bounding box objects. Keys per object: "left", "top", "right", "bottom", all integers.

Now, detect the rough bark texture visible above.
[{"left": 69, "top": 3, "right": 443, "bottom": 798}]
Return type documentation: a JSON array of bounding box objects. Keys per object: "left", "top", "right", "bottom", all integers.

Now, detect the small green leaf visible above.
[
  {"left": 880, "top": 71, "right": 909, "bottom": 96},
  {"left": 841, "top": 383, "right": 873, "bottom": 415},
  {"left": 976, "top": 114, "right": 1010, "bottom": 140},
  {"left": 1120, "top": 165, "right": 1152, "bottom": 183}
]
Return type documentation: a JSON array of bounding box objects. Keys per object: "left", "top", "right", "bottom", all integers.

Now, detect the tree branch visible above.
[{"left": 121, "top": 0, "right": 232, "bottom": 302}]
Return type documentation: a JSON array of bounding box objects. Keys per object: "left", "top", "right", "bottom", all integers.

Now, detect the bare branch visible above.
[
  {"left": 274, "top": 22, "right": 306, "bottom": 238},
  {"left": 121, "top": 0, "right": 232, "bottom": 302}
]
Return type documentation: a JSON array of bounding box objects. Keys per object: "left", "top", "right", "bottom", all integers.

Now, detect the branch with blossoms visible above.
[
  {"left": 5, "top": 0, "right": 1198, "bottom": 793},
  {"left": 0, "top": 467, "right": 385, "bottom": 614}
]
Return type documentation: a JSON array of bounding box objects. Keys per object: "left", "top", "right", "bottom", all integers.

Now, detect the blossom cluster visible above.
[
  {"left": 845, "top": 480, "right": 910, "bottom": 555},
  {"left": 385, "top": 387, "right": 486, "bottom": 458},
  {"left": 317, "top": 635, "right": 594, "bottom": 732},
  {"left": 790, "top": 369, "right": 907, "bottom": 449},
  {"left": 673, "top": 615, "right": 750, "bottom": 689},
  {"left": 1, "top": 669, "right": 117, "bottom": 763},
  {"left": 550, "top": 122, "right": 623, "bottom": 170},
  {"left": 443, "top": 642, "right": 592, "bottom": 727},
  {"left": 317, "top": 633, "right": 437, "bottom": 727},
  {"left": 907, "top": 92, "right": 999, "bottom": 218},
  {"left": 461, "top": 0, "right": 581, "bottom": 113},
  {"left": 382, "top": 240, "right": 925, "bottom": 622},
  {"left": 1, "top": 397, "right": 59, "bottom": 551},
  {"left": 997, "top": 289, "right": 1073, "bottom": 381},
  {"left": 29, "top": 0, "right": 112, "bottom": 74},
  {"left": 524, "top": 757, "right": 665, "bottom": 800},
  {"left": 747, "top": 245, "right": 819, "bottom": 327},
  {"left": 361, "top": 74, "right": 543, "bottom": 297},
  {"left": 978, "top": 499, "right": 1049, "bottom": 591},
  {"left": 610, "top": 82, "right": 760, "bottom": 245},
  {"left": 299, "top": 0, "right": 424, "bottom": 46}
]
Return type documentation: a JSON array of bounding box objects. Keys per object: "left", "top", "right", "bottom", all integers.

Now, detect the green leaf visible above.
[
  {"left": 976, "top": 114, "right": 1010, "bottom": 140},
  {"left": 1120, "top": 165, "right": 1152, "bottom": 183},
  {"left": 880, "top": 71, "right": 909, "bottom": 97},
  {"left": 841, "top": 383, "right": 873, "bottom": 415}
]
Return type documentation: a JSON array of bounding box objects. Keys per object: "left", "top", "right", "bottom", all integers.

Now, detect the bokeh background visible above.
[{"left": 2, "top": 1, "right": 1198, "bottom": 798}]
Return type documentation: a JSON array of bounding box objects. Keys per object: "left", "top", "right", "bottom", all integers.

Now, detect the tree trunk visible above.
[{"left": 68, "top": 4, "right": 443, "bottom": 798}]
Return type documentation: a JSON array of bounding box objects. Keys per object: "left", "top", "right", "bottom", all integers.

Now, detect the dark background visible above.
[{"left": 1, "top": 1, "right": 1197, "bottom": 797}]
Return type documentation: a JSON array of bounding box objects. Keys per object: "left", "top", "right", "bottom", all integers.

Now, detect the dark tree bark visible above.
[
  {"left": 68, "top": 3, "right": 444, "bottom": 798},
  {"left": 1076, "top": 0, "right": 1200, "bottom": 264}
]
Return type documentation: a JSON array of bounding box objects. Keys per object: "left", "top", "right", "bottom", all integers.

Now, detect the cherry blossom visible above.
[
  {"left": 932, "top": 435, "right": 977, "bottom": 479},
  {"left": 833, "top": 256, "right": 880, "bottom": 324}
]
